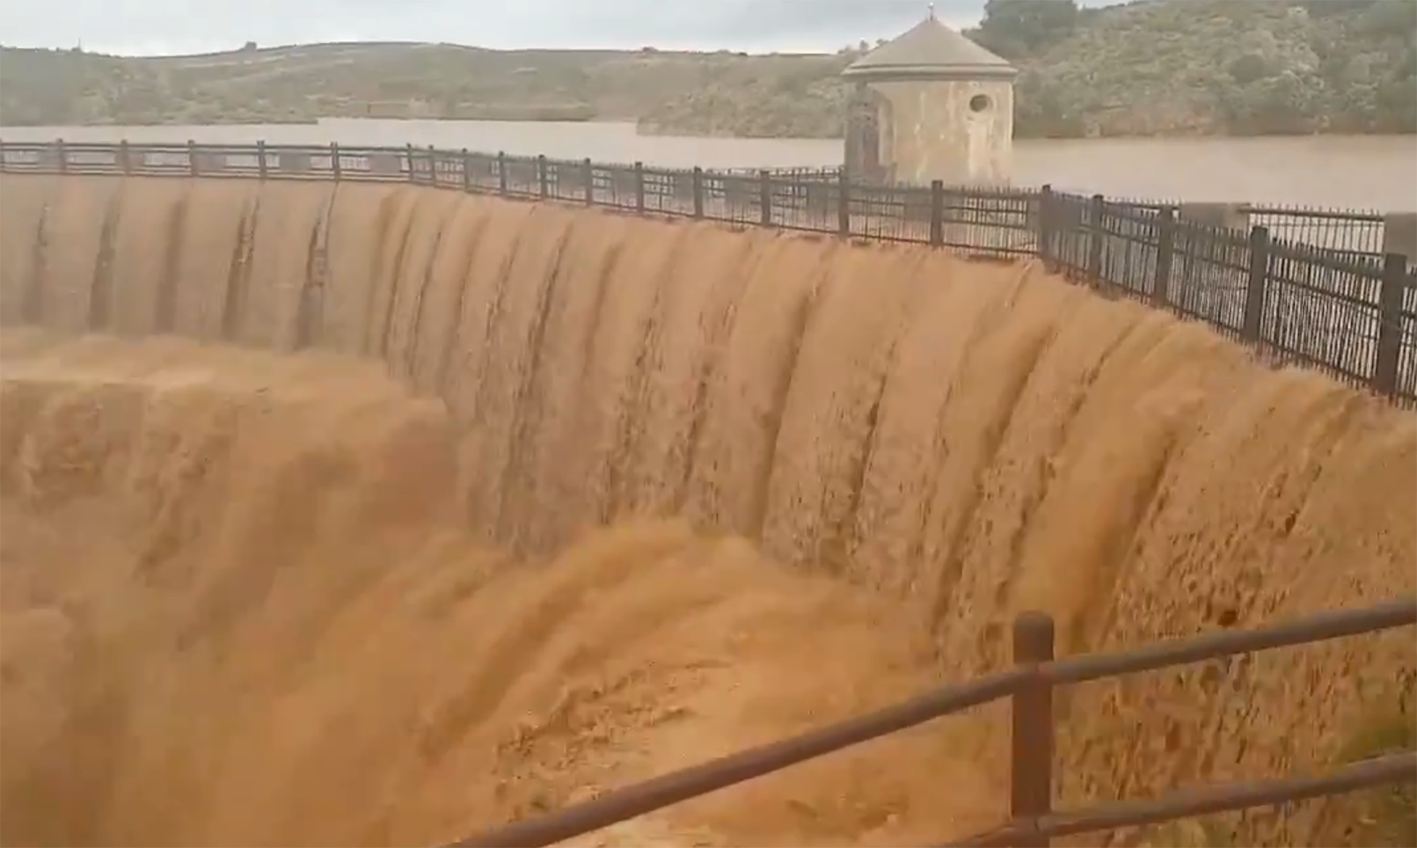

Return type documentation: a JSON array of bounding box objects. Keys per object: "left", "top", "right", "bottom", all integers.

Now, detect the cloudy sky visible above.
[{"left": 1, "top": 0, "right": 1114, "bottom": 57}]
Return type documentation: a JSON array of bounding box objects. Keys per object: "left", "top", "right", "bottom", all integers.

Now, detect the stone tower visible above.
[{"left": 842, "top": 8, "right": 1017, "bottom": 187}]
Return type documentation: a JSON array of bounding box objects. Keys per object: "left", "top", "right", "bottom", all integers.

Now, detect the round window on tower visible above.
[{"left": 969, "top": 93, "right": 992, "bottom": 114}]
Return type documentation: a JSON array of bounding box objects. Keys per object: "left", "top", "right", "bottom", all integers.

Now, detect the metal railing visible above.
[
  {"left": 3, "top": 139, "right": 1409, "bottom": 406},
  {"left": 444, "top": 601, "right": 1416, "bottom": 848},
  {"left": 0, "top": 137, "right": 1414, "bottom": 846}
]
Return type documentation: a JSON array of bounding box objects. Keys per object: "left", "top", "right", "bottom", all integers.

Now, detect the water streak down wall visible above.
[{"left": 1, "top": 174, "right": 1415, "bottom": 844}]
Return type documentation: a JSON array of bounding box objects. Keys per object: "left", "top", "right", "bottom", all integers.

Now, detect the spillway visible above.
[{"left": 1, "top": 175, "right": 1413, "bottom": 847}]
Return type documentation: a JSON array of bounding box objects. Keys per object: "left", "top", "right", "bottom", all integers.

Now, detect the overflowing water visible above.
[{"left": 1, "top": 175, "right": 1413, "bottom": 847}]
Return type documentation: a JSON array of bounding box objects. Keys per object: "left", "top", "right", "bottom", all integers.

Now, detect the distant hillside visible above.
[
  {"left": 643, "top": 0, "right": 1417, "bottom": 138},
  {"left": 1, "top": 0, "right": 1413, "bottom": 139}
]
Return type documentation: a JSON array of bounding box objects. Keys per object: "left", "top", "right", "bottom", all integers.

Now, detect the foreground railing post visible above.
[{"left": 1011, "top": 611, "right": 1055, "bottom": 848}]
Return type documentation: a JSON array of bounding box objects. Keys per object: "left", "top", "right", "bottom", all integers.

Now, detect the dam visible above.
[{"left": 0, "top": 162, "right": 1414, "bottom": 847}]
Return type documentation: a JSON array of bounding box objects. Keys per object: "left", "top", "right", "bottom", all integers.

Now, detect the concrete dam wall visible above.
[{"left": 0, "top": 174, "right": 1413, "bottom": 847}]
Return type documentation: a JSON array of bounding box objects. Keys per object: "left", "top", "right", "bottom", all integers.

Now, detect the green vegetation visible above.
[
  {"left": 997, "top": 0, "right": 1417, "bottom": 137},
  {"left": 1, "top": 0, "right": 1413, "bottom": 138}
]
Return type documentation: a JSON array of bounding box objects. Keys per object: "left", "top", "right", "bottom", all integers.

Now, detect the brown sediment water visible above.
[{"left": 0, "top": 175, "right": 1413, "bottom": 848}]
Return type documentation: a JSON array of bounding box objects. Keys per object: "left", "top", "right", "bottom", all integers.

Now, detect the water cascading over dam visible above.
[{"left": 0, "top": 174, "right": 1413, "bottom": 848}]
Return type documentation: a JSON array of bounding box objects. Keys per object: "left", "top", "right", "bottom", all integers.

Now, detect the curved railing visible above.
[
  {"left": 2, "top": 137, "right": 1413, "bottom": 406},
  {"left": 2, "top": 139, "right": 1415, "bottom": 845}
]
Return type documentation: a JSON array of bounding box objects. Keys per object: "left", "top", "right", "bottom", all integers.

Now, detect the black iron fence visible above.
[{"left": 1, "top": 138, "right": 1413, "bottom": 404}]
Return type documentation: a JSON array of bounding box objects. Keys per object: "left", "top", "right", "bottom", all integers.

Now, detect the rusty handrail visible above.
[
  {"left": 442, "top": 597, "right": 1416, "bottom": 848},
  {"left": 1046, "top": 596, "right": 1417, "bottom": 685},
  {"left": 942, "top": 750, "right": 1417, "bottom": 847},
  {"left": 445, "top": 669, "right": 1028, "bottom": 847}
]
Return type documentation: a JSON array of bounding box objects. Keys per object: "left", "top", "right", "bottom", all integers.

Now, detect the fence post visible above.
[
  {"left": 1242, "top": 225, "right": 1271, "bottom": 343},
  {"left": 427, "top": 145, "right": 438, "bottom": 186},
  {"left": 537, "top": 155, "right": 549, "bottom": 200},
  {"left": 692, "top": 166, "right": 705, "bottom": 219},
  {"left": 1037, "top": 185, "right": 1054, "bottom": 269},
  {"left": 1152, "top": 207, "right": 1176, "bottom": 308},
  {"left": 404, "top": 143, "right": 416, "bottom": 183},
  {"left": 837, "top": 167, "right": 850, "bottom": 238},
  {"left": 497, "top": 152, "right": 508, "bottom": 196},
  {"left": 583, "top": 157, "right": 595, "bottom": 205},
  {"left": 461, "top": 149, "right": 472, "bottom": 192},
  {"left": 1087, "top": 194, "right": 1106, "bottom": 287},
  {"left": 1372, "top": 253, "right": 1408, "bottom": 397},
  {"left": 1011, "top": 611, "right": 1056, "bottom": 848},
  {"left": 930, "top": 180, "right": 945, "bottom": 248},
  {"left": 187, "top": 139, "right": 199, "bottom": 177},
  {"left": 256, "top": 141, "right": 268, "bottom": 180},
  {"left": 118, "top": 140, "right": 132, "bottom": 176},
  {"left": 330, "top": 142, "right": 342, "bottom": 181},
  {"left": 759, "top": 170, "right": 773, "bottom": 227},
  {"left": 55, "top": 138, "right": 67, "bottom": 175},
  {"left": 634, "top": 162, "right": 646, "bottom": 214}
]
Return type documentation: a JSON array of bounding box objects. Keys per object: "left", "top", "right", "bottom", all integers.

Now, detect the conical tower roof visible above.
[{"left": 842, "top": 10, "right": 1017, "bottom": 81}]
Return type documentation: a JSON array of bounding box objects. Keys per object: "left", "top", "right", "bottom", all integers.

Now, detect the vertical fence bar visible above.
[
  {"left": 583, "top": 157, "right": 594, "bottom": 206},
  {"left": 635, "top": 162, "right": 646, "bottom": 214},
  {"left": 497, "top": 152, "right": 509, "bottom": 196},
  {"left": 1037, "top": 185, "right": 1054, "bottom": 269},
  {"left": 330, "top": 142, "right": 342, "bottom": 181},
  {"left": 1152, "top": 207, "right": 1176, "bottom": 308},
  {"left": 427, "top": 145, "right": 438, "bottom": 186},
  {"left": 1011, "top": 611, "right": 1055, "bottom": 848},
  {"left": 692, "top": 167, "right": 704, "bottom": 219},
  {"left": 461, "top": 149, "right": 472, "bottom": 192},
  {"left": 1087, "top": 194, "right": 1106, "bottom": 287},
  {"left": 537, "top": 155, "right": 549, "bottom": 200},
  {"left": 256, "top": 141, "right": 268, "bottom": 180},
  {"left": 1373, "top": 253, "right": 1408, "bottom": 397},
  {"left": 187, "top": 140, "right": 199, "bottom": 177},
  {"left": 759, "top": 170, "right": 773, "bottom": 227},
  {"left": 55, "top": 138, "right": 67, "bottom": 175},
  {"left": 837, "top": 167, "right": 850, "bottom": 238},
  {"left": 118, "top": 140, "right": 132, "bottom": 176},
  {"left": 1242, "top": 226, "right": 1271, "bottom": 344},
  {"left": 930, "top": 180, "right": 945, "bottom": 248},
  {"left": 405, "top": 144, "right": 416, "bottom": 184}
]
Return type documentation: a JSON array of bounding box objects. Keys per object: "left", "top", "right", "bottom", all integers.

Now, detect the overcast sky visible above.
[{"left": 1, "top": 0, "right": 1115, "bottom": 57}]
